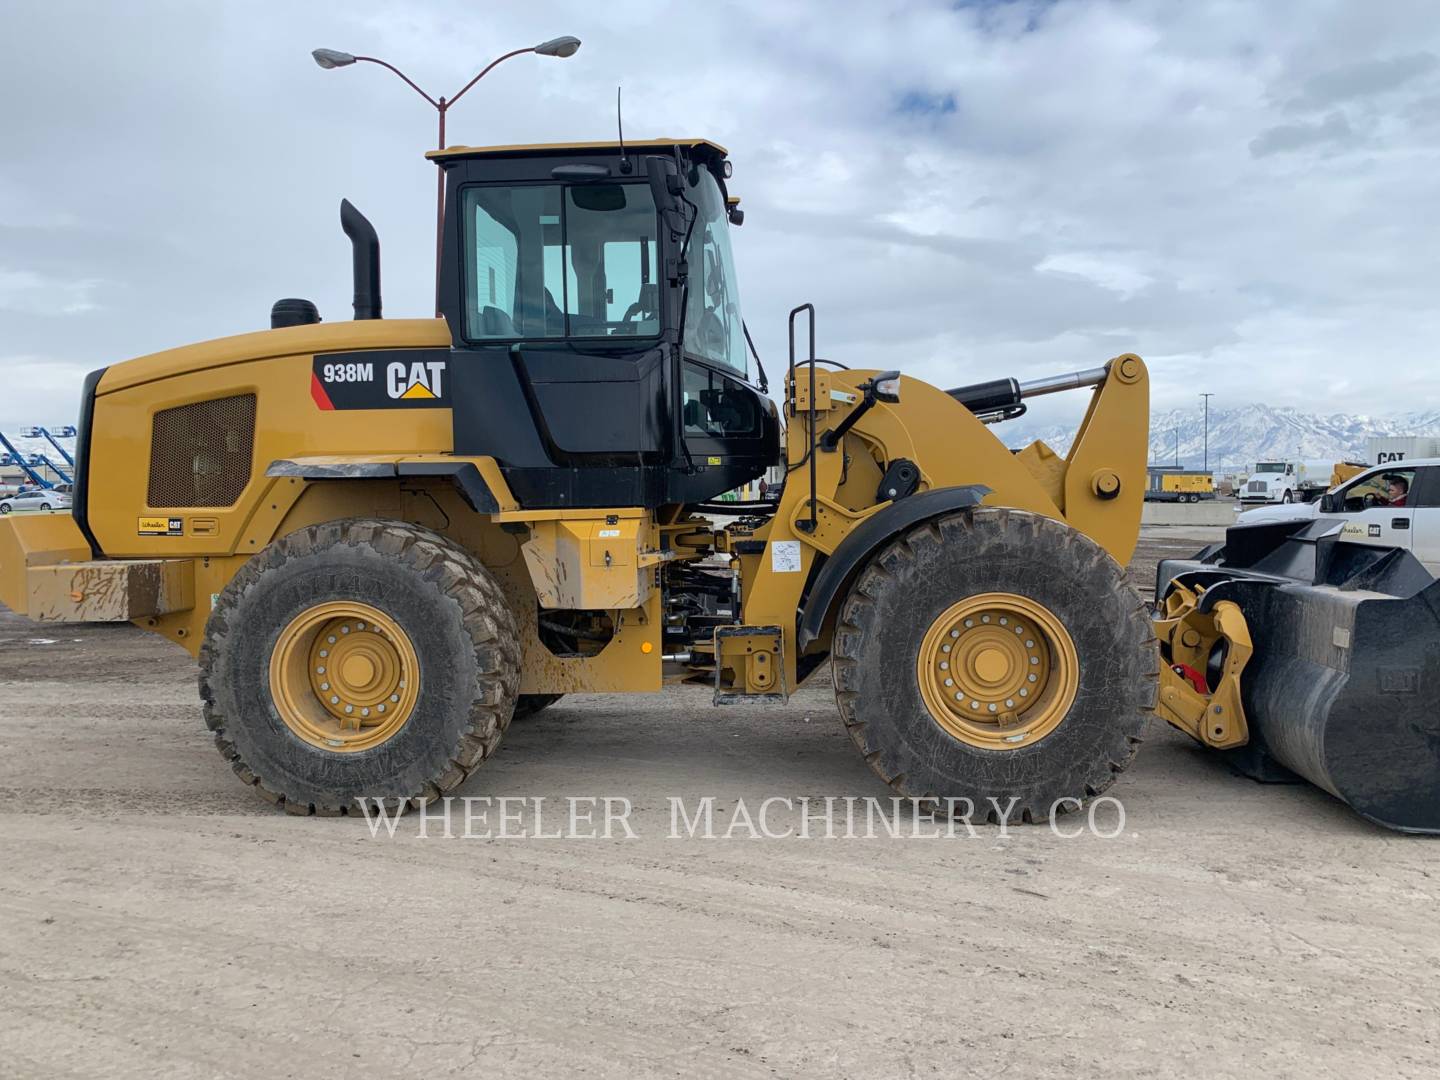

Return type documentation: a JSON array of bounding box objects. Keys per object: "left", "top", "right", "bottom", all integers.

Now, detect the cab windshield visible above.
[{"left": 462, "top": 183, "right": 659, "bottom": 340}]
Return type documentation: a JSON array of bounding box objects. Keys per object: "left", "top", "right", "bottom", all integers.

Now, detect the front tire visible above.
[
  {"left": 199, "top": 519, "right": 520, "bottom": 814},
  {"left": 1281, "top": 490, "right": 1293, "bottom": 504},
  {"left": 513, "top": 693, "right": 565, "bottom": 720},
  {"left": 831, "top": 507, "right": 1157, "bottom": 822}
]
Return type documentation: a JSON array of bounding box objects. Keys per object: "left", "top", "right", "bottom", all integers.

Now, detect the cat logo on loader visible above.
[{"left": 387, "top": 360, "right": 444, "bottom": 400}]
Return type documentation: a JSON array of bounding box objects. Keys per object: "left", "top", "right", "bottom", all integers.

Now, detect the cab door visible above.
[
  {"left": 1330, "top": 467, "right": 1416, "bottom": 556},
  {"left": 1406, "top": 466, "right": 1440, "bottom": 574}
]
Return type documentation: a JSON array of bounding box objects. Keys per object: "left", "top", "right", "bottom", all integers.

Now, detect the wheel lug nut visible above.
[
  {"left": 320, "top": 682, "right": 329, "bottom": 691},
  {"left": 330, "top": 696, "right": 340, "bottom": 704},
  {"left": 944, "top": 678, "right": 953, "bottom": 687}
]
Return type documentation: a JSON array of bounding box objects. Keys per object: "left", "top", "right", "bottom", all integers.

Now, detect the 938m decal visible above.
[{"left": 311, "top": 349, "right": 450, "bottom": 410}]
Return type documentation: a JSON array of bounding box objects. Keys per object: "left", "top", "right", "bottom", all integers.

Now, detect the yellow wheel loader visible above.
[{"left": 0, "top": 137, "right": 1430, "bottom": 829}]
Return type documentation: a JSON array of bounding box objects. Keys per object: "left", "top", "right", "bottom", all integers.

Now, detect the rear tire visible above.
[
  {"left": 513, "top": 693, "right": 565, "bottom": 720},
  {"left": 831, "top": 507, "right": 1157, "bottom": 822},
  {"left": 199, "top": 519, "right": 520, "bottom": 814}
]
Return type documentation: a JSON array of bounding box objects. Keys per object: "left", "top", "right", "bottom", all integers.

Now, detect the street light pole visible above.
[
  {"left": 1200, "top": 393, "right": 1214, "bottom": 473},
  {"left": 312, "top": 37, "right": 581, "bottom": 317}
]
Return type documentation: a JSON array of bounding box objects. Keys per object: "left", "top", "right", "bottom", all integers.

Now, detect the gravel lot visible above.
[{"left": 3, "top": 524, "right": 1437, "bottom": 1078}]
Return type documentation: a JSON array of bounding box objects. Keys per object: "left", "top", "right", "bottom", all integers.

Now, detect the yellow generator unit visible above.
[{"left": 1145, "top": 467, "right": 1215, "bottom": 503}]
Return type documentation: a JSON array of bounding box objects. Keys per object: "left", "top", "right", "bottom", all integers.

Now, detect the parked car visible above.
[{"left": 0, "top": 489, "right": 72, "bottom": 514}]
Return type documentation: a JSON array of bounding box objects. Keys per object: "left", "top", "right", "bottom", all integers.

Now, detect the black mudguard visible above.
[{"left": 796, "top": 485, "right": 989, "bottom": 650}]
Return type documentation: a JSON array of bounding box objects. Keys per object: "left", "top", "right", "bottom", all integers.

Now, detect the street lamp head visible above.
[
  {"left": 312, "top": 48, "right": 358, "bottom": 70},
  {"left": 534, "top": 35, "right": 581, "bottom": 58}
]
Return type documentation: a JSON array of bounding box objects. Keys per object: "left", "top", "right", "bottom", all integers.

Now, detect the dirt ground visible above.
[{"left": 3, "top": 525, "right": 1437, "bottom": 1079}]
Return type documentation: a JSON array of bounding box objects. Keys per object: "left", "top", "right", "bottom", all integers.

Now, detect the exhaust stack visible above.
[{"left": 340, "top": 199, "right": 382, "bottom": 320}]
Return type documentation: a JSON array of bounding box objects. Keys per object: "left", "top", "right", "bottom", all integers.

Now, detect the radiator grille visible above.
[{"left": 147, "top": 394, "right": 256, "bottom": 508}]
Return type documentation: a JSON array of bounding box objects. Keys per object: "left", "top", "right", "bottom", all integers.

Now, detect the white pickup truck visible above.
[
  {"left": 1238, "top": 458, "right": 1440, "bottom": 574},
  {"left": 1239, "top": 459, "right": 1331, "bottom": 505}
]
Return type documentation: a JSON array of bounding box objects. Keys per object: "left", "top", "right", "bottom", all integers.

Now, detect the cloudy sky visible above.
[{"left": 3, "top": 0, "right": 1439, "bottom": 437}]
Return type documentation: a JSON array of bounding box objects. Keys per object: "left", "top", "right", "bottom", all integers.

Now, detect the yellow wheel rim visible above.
[
  {"left": 916, "top": 592, "right": 1078, "bottom": 750},
  {"left": 269, "top": 601, "right": 419, "bottom": 753}
]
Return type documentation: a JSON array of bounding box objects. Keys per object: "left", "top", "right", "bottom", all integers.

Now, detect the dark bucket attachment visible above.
[{"left": 1157, "top": 517, "right": 1440, "bottom": 833}]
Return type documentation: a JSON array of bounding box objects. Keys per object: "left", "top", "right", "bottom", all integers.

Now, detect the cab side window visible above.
[
  {"left": 1409, "top": 467, "right": 1440, "bottom": 508},
  {"left": 1339, "top": 469, "right": 1416, "bottom": 512},
  {"left": 682, "top": 363, "right": 759, "bottom": 438}
]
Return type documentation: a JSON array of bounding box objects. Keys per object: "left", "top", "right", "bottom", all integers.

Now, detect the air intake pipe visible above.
[{"left": 340, "top": 198, "right": 382, "bottom": 320}]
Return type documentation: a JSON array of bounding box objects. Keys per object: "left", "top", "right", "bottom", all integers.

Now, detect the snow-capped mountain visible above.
[{"left": 1004, "top": 404, "right": 1440, "bottom": 475}]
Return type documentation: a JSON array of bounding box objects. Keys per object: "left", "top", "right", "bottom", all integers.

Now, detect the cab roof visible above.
[{"left": 427, "top": 138, "right": 728, "bottom": 163}]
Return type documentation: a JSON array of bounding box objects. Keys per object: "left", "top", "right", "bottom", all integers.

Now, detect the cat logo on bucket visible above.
[{"left": 387, "top": 360, "right": 445, "bottom": 400}]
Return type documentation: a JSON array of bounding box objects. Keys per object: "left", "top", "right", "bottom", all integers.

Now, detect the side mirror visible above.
[
  {"left": 869, "top": 370, "right": 901, "bottom": 403},
  {"left": 646, "top": 157, "right": 681, "bottom": 209},
  {"left": 1319, "top": 492, "right": 1338, "bottom": 514}
]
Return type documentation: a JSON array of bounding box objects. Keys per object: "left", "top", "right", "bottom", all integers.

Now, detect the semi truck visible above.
[{"left": 1239, "top": 459, "right": 1331, "bottom": 504}]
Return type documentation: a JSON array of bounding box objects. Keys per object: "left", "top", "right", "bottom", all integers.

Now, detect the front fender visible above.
[{"left": 796, "top": 484, "right": 990, "bottom": 649}]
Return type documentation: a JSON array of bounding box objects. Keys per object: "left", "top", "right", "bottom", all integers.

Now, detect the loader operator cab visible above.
[{"left": 432, "top": 139, "right": 778, "bottom": 510}]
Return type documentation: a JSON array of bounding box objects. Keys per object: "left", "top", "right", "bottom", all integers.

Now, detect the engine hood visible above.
[{"left": 98, "top": 319, "right": 451, "bottom": 396}]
